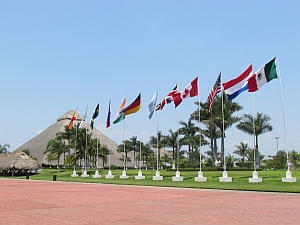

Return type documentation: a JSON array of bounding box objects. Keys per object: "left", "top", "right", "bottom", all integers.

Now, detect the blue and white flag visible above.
[{"left": 148, "top": 90, "right": 158, "bottom": 119}]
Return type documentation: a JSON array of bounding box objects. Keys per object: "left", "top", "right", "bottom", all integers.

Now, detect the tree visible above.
[
  {"left": 44, "top": 135, "right": 66, "bottom": 172},
  {"left": 265, "top": 150, "right": 286, "bottom": 170},
  {"left": 233, "top": 142, "right": 250, "bottom": 164},
  {"left": 225, "top": 154, "right": 236, "bottom": 168},
  {"left": 236, "top": 112, "right": 273, "bottom": 168},
  {"left": 212, "top": 92, "right": 243, "bottom": 167},
  {"left": 98, "top": 145, "right": 109, "bottom": 168},
  {"left": 191, "top": 101, "right": 219, "bottom": 164},
  {"left": 191, "top": 93, "right": 242, "bottom": 167},
  {"left": 140, "top": 142, "right": 155, "bottom": 169},
  {"left": 129, "top": 136, "right": 138, "bottom": 168},
  {"left": 57, "top": 125, "right": 76, "bottom": 163},
  {"left": 179, "top": 118, "right": 198, "bottom": 165},
  {"left": 164, "top": 129, "right": 178, "bottom": 169},
  {"left": 149, "top": 131, "right": 165, "bottom": 169},
  {"left": 74, "top": 128, "right": 92, "bottom": 167},
  {"left": 0, "top": 143, "right": 10, "bottom": 154},
  {"left": 22, "top": 149, "right": 37, "bottom": 161},
  {"left": 117, "top": 140, "right": 133, "bottom": 169},
  {"left": 161, "top": 153, "right": 172, "bottom": 168},
  {"left": 289, "top": 150, "right": 300, "bottom": 170}
]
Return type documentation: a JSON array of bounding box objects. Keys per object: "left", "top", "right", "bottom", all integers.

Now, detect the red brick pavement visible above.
[{"left": 0, "top": 179, "right": 299, "bottom": 225}]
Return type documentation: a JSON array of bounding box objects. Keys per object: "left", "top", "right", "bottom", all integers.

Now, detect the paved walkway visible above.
[{"left": 0, "top": 179, "right": 299, "bottom": 225}]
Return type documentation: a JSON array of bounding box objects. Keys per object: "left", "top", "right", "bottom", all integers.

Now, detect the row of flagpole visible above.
[{"left": 68, "top": 56, "right": 295, "bottom": 182}]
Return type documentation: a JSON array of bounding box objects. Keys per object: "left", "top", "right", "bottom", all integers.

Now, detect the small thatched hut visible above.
[{"left": 0, "top": 151, "right": 40, "bottom": 176}]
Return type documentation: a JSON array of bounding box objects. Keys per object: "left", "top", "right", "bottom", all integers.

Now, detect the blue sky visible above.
[{"left": 1, "top": 1, "right": 299, "bottom": 158}]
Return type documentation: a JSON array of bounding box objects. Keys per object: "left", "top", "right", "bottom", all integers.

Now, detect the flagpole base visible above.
[
  {"left": 153, "top": 170, "right": 163, "bottom": 180},
  {"left": 195, "top": 171, "right": 207, "bottom": 182},
  {"left": 81, "top": 170, "right": 89, "bottom": 177},
  {"left": 219, "top": 171, "right": 232, "bottom": 182},
  {"left": 92, "top": 170, "right": 101, "bottom": 178},
  {"left": 172, "top": 171, "right": 183, "bottom": 181},
  {"left": 105, "top": 170, "right": 114, "bottom": 179},
  {"left": 249, "top": 171, "right": 262, "bottom": 183},
  {"left": 119, "top": 170, "right": 129, "bottom": 179},
  {"left": 135, "top": 170, "right": 145, "bottom": 180},
  {"left": 282, "top": 170, "right": 297, "bottom": 182},
  {"left": 71, "top": 170, "right": 78, "bottom": 177}
]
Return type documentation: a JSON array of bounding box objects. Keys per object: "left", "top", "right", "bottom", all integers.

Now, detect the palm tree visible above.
[
  {"left": 236, "top": 112, "right": 273, "bottom": 168},
  {"left": 179, "top": 118, "right": 198, "bottom": 165},
  {"left": 164, "top": 129, "right": 178, "bottom": 169},
  {"left": 75, "top": 128, "right": 92, "bottom": 167},
  {"left": 233, "top": 142, "right": 250, "bottom": 164},
  {"left": 191, "top": 94, "right": 242, "bottom": 166},
  {"left": 289, "top": 150, "right": 299, "bottom": 170},
  {"left": 44, "top": 135, "right": 66, "bottom": 172},
  {"left": 140, "top": 142, "right": 155, "bottom": 169},
  {"left": 116, "top": 140, "right": 133, "bottom": 169},
  {"left": 211, "top": 92, "right": 243, "bottom": 166},
  {"left": 0, "top": 143, "right": 10, "bottom": 154},
  {"left": 149, "top": 131, "right": 165, "bottom": 169},
  {"left": 129, "top": 136, "right": 138, "bottom": 168},
  {"left": 191, "top": 101, "right": 218, "bottom": 163},
  {"left": 161, "top": 153, "right": 172, "bottom": 167},
  {"left": 57, "top": 125, "right": 76, "bottom": 161},
  {"left": 98, "top": 145, "right": 109, "bottom": 168}
]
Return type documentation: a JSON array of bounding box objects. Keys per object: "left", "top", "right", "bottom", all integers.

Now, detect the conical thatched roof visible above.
[
  {"left": 14, "top": 110, "right": 133, "bottom": 167},
  {"left": 0, "top": 151, "right": 39, "bottom": 170}
]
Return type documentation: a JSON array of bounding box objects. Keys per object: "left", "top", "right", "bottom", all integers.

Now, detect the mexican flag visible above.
[{"left": 248, "top": 58, "right": 278, "bottom": 92}]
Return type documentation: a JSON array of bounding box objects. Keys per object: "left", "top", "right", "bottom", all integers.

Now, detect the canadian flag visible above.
[{"left": 174, "top": 77, "right": 198, "bottom": 108}]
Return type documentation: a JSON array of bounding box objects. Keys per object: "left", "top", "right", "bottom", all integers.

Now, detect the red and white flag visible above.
[
  {"left": 174, "top": 77, "right": 198, "bottom": 108},
  {"left": 156, "top": 84, "right": 178, "bottom": 110}
]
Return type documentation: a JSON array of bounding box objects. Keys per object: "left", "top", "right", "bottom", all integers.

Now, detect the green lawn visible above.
[{"left": 4, "top": 168, "right": 300, "bottom": 193}]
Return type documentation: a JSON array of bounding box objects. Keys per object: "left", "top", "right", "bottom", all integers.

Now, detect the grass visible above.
[{"left": 4, "top": 168, "right": 300, "bottom": 193}]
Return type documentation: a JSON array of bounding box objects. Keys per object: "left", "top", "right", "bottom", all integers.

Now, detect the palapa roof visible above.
[
  {"left": 0, "top": 151, "right": 39, "bottom": 170},
  {"left": 13, "top": 110, "right": 133, "bottom": 167}
]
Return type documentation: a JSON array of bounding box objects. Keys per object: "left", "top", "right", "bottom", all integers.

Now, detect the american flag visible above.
[{"left": 208, "top": 73, "right": 221, "bottom": 112}]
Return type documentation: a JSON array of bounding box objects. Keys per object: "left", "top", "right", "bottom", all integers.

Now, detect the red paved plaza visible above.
[{"left": 0, "top": 179, "right": 299, "bottom": 224}]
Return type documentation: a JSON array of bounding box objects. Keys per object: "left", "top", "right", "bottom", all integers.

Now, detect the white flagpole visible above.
[
  {"left": 153, "top": 87, "right": 163, "bottom": 180},
  {"left": 85, "top": 128, "right": 87, "bottom": 172},
  {"left": 71, "top": 110, "right": 78, "bottom": 177},
  {"left": 123, "top": 118, "right": 126, "bottom": 171},
  {"left": 109, "top": 99, "right": 111, "bottom": 171},
  {"left": 172, "top": 84, "right": 183, "bottom": 181},
  {"left": 157, "top": 88, "right": 159, "bottom": 172},
  {"left": 93, "top": 103, "right": 101, "bottom": 178},
  {"left": 135, "top": 93, "right": 145, "bottom": 180},
  {"left": 199, "top": 94, "right": 201, "bottom": 172},
  {"left": 195, "top": 75, "right": 206, "bottom": 182},
  {"left": 119, "top": 117, "right": 129, "bottom": 178},
  {"left": 106, "top": 99, "right": 114, "bottom": 179},
  {"left": 221, "top": 71, "right": 226, "bottom": 171},
  {"left": 277, "top": 56, "right": 296, "bottom": 182},
  {"left": 80, "top": 127, "right": 89, "bottom": 177},
  {"left": 140, "top": 96, "right": 142, "bottom": 172},
  {"left": 249, "top": 92, "right": 262, "bottom": 182},
  {"left": 252, "top": 93, "right": 256, "bottom": 171},
  {"left": 219, "top": 71, "right": 232, "bottom": 182},
  {"left": 177, "top": 104, "right": 179, "bottom": 172}
]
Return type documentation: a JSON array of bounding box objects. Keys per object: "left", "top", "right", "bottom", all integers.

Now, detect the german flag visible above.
[{"left": 122, "top": 93, "right": 141, "bottom": 116}]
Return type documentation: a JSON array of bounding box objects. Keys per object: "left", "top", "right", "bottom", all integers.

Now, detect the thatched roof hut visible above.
[{"left": 0, "top": 151, "right": 39, "bottom": 171}]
